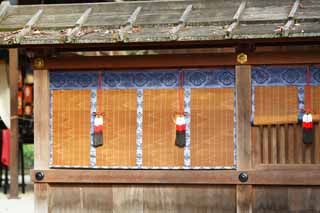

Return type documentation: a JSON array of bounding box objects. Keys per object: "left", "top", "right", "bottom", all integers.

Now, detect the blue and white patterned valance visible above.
[
  {"left": 50, "top": 69, "right": 235, "bottom": 90},
  {"left": 252, "top": 65, "right": 320, "bottom": 86}
]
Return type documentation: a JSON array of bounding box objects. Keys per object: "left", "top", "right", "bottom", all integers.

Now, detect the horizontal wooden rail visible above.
[
  {"left": 41, "top": 50, "right": 320, "bottom": 70},
  {"left": 31, "top": 169, "right": 320, "bottom": 186}
]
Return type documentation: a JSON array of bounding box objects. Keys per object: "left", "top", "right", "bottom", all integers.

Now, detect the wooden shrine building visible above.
[{"left": 1, "top": 0, "right": 320, "bottom": 212}]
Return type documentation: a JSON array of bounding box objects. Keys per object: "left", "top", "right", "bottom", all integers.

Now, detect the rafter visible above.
[
  {"left": 169, "top": 4, "right": 193, "bottom": 37},
  {"left": 15, "top": 9, "right": 43, "bottom": 43},
  {"left": 282, "top": 0, "right": 300, "bottom": 36},
  {"left": 65, "top": 8, "right": 92, "bottom": 42},
  {"left": 226, "top": 1, "right": 247, "bottom": 37}
]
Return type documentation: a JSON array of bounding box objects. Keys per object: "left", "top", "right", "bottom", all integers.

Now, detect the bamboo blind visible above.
[
  {"left": 52, "top": 90, "right": 91, "bottom": 166},
  {"left": 96, "top": 90, "right": 137, "bottom": 167},
  {"left": 142, "top": 89, "right": 184, "bottom": 167},
  {"left": 310, "top": 86, "right": 320, "bottom": 116},
  {"left": 254, "top": 86, "right": 298, "bottom": 125},
  {"left": 190, "top": 88, "right": 234, "bottom": 167}
]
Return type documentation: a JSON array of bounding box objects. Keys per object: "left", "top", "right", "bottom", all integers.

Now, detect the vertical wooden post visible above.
[
  {"left": 9, "top": 48, "right": 19, "bottom": 198},
  {"left": 236, "top": 64, "right": 252, "bottom": 212},
  {"left": 34, "top": 68, "right": 50, "bottom": 213}
]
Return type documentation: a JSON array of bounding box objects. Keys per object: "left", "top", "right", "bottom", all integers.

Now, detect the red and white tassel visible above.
[
  {"left": 175, "top": 115, "right": 186, "bottom": 147},
  {"left": 93, "top": 114, "right": 103, "bottom": 147},
  {"left": 302, "top": 112, "right": 314, "bottom": 144}
]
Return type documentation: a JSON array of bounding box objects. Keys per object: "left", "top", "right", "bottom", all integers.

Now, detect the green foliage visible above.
[{"left": 23, "top": 144, "right": 34, "bottom": 170}]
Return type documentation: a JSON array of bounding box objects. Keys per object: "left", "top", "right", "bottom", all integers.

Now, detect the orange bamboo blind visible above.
[
  {"left": 310, "top": 86, "right": 320, "bottom": 115},
  {"left": 142, "top": 89, "right": 184, "bottom": 167},
  {"left": 52, "top": 90, "right": 91, "bottom": 166},
  {"left": 190, "top": 88, "right": 234, "bottom": 167},
  {"left": 254, "top": 86, "right": 298, "bottom": 125},
  {"left": 96, "top": 90, "right": 137, "bottom": 167}
]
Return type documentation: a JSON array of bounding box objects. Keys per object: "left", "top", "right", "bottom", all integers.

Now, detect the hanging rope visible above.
[
  {"left": 306, "top": 65, "right": 311, "bottom": 113},
  {"left": 175, "top": 71, "right": 186, "bottom": 147},
  {"left": 93, "top": 71, "right": 104, "bottom": 147},
  {"left": 178, "top": 71, "right": 184, "bottom": 115},
  {"left": 302, "top": 65, "right": 314, "bottom": 144},
  {"left": 96, "top": 71, "right": 103, "bottom": 115}
]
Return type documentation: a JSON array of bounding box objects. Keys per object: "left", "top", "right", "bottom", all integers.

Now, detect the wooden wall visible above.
[
  {"left": 253, "top": 124, "right": 320, "bottom": 166},
  {"left": 33, "top": 51, "right": 320, "bottom": 213},
  {"left": 47, "top": 184, "right": 236, "bottom": 213}
]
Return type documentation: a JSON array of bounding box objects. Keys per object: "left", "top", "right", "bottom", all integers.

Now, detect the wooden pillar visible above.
[
  {"left": 236, "top": 64, "right": 252, "bottom": 212},
  {"left": 9, "top": 48, "right": 19, "bottom": 198},
  {"left": 34, "top": 67, "right": 50, "bottom": 212}
]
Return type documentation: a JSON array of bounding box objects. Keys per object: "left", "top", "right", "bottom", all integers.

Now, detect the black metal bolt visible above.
[
  {"left": 35, "top": 171, "right": 44, "bottom": 181},
  {"left": 239, "top": 172, "right": 248, "bottom": 182}
]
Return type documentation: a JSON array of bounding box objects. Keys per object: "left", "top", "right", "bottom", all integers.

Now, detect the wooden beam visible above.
[
  {"left": 34, "top": 69, "right": 50, "bottom": 170},
  {"left": 170, "top": 4, "right": 193, "bottom": 36},
  {"left": 282, "top": 0, "right": 300, "bottom": 36},
  {"left": 42, "top": 50, "right": 320, "bottom": 70},
  {"left": 65, "top": 8, "right": 92, "bottom": 42},
  {"left": 226, "top": 1, "right": 247, "bottom": 37},
  {"left": 31, "top": 169, "right": 320, "bottom": 186},
  {"left": 15, "top": 9, "right": 43, "bottom": 43},
  {"left": 9, "top": 48, "right": 19, "bottom": 198},
  {"left": 236, "top": 64, "right": 252, "bottom": 212},
  {"left": 118, "top": 6, "right": 142, "bottom": 41},
  {"left": 32, "top": 169, "right": 241, "bottom": 184}
]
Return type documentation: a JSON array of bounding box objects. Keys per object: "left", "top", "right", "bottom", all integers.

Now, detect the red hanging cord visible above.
[
  {"left": 178, "top": 71, "right": 184, "bottom": 115},
  {"left": 306, "top": 65, "right": 311, "bottom": 112},
  {"left": 96, "top": 71, "right": 103, "bottom": 114}
]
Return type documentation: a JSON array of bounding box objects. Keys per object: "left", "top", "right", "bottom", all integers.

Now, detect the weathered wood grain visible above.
[
  {"left": 9, "top": 48, "right": 19, "bottom": 198},
  {"left": 34, "top": 183, "right": 49, "bottom": 213},
  {"left": 113, "top": 185, "right": 143, "bottom": 213},
  {"left": 278, "top": 125, "right": 286, "bottom": 164},
  {"left": 34, "top": 69, "right": 50, "bottom": 169}
]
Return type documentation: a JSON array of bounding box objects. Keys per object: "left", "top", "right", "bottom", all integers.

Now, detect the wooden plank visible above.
[
  {"left": 9, "top": 48, "right": 19, "bottom": 198},
  {"left": 271, "top": 126, "right": 277, "bottom": 164},
  {"left": 236, "top": 65, "right": 252, "bottom": 213},
  {"left": 278, "top": 125, "right": 286, "bottom": 164},
  {"left": 31, "top": 169, "right": 241, "bottom": 184},
  {"left": 254, "top": 186, "right": 289, "bottom": 211},
  {"left": 113, "top": 185, "right": 143, "bottom": 213},
  {"left": 34, "top": 183, "right": 49, "bottom": 213},
  {"left": 31, "top": 169, "right": 320, "bottom": 185},
  {"left": 176, "top": 185, "right": 236, "bottom": 212},
  {"left": 315, "top": 124, "right": 320, "bottom": 163},
  {"left": 143, "top": 185, "right": 177, "bottom": 212},
  {"left": 256, "top": 164, "right": 320, "bottom": 171},
  {"left": 34, "top": 69, "right": 50, "bottom": 169},
  {"left": 82, "top": 185, "right": 113, "bottom": 212},
  {"left": 48, "top": 184, "right": 81, "bottom": 212},
  {"left": 236, "top": 65, "right": 251, "bottom": 170},
  {"left": 43, "top": 51, "right": 320, "bottom": 70},
  {"left": 237, "top": 185, "right": 252, "bottom": 212},
  {"left": 288, "top": 187, "right": 320, "bottom": 212},
  {"left": 304, "top": 144, "right": 313, "bottom": 164},
  {"left": 287, "top": 125, "right": 295, "bottom": 164},
  {"left": 262, "top": 126, "right": 269, "bottom": 164},
  {"left": 254, "top": 127, "right": 262, "bottom": 166},
  {"left": 295, "top": 124, "right": 303, "bottom": 163}
]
